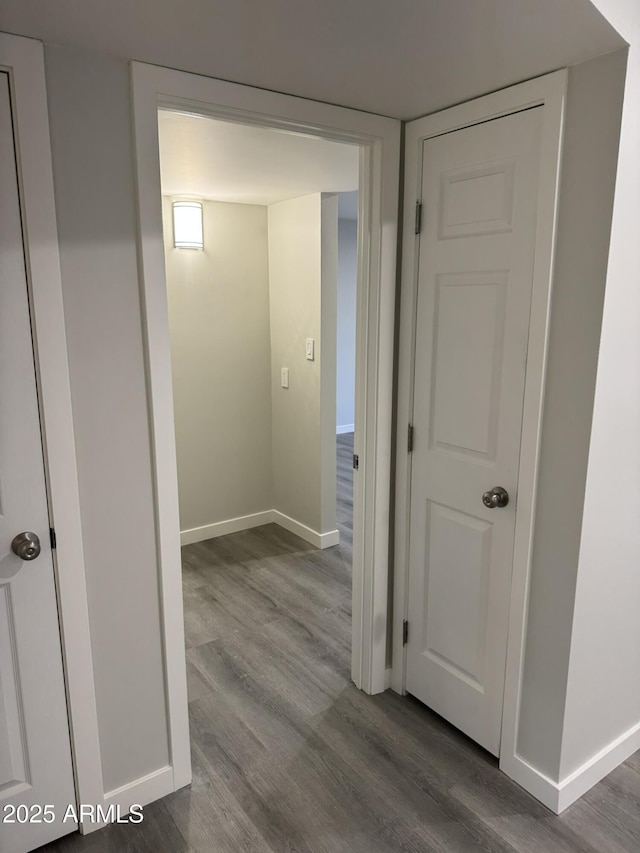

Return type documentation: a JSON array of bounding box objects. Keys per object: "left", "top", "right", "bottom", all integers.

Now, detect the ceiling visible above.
[
  {"left": 0, "top": 1, "right": 625, "bottom": 119},
  {"left": 158, "top": 111, "right": 359, "bottom": 206}
]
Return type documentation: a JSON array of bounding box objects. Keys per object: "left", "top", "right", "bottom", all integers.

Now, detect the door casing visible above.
[
  {"left": 393, "top": 70, "right": 567, "bottom": 785},
  {"left": 130, "top": 61, "right": 401, "bottom": 789}
]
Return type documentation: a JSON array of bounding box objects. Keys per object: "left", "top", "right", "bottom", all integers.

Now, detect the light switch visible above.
[
  {"left": 280, "top": 367, "right": 289, "bottom": 388},
  {"left": 306, "top": 338, "right": 315, "bottom": 361}
]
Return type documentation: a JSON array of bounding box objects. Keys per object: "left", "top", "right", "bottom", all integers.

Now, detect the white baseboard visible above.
[
  {"left": 336, "top": 424, "right": 355, "bottom": 435},
  {"left": 557, "top": 719, "right": 640, "bottom": 812},
  {"left": 181, "top": 510, "right": 339, "bottom": 550},
  {"left": 271, "top": 510, "right": 339, "bottom": 549},
  {"left": 180, "top": 511, "right": 273, "bottom": 545},
  {"left": 500, "top": 754, "right": 560, "bottom": 812},
  {"left": 502, "top": 718, "right": 640, "bottom": 813},
  {"left": 80, "top": 766, "right": 174, "bottom": 834}
]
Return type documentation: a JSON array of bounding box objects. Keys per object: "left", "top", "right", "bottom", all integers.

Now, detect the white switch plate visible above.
[
  {"left": 306, "top": 338, "right": 315, "bottom": 361},
  {"left": 280, "top": 367, "right": 289, "bottom": 388}
]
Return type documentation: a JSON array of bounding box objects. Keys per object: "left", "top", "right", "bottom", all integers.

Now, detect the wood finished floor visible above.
[{"left": 43, "top": 434, "right": 640, "bottom": 852}]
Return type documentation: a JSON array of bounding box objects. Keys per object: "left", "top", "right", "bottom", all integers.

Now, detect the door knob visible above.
[
  {"left": 482, "top": 486, "right": 509, "bottom": 509},
  {"left": 11, "top": 531, "right": 41, "bottom": 561}
]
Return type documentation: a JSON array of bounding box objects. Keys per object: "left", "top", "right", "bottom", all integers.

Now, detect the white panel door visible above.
[
  {"left": 0, "top": 72, "right": 77, "bottom": 851},
  {"left": 406, "top": 107, "right": 543, "bottom": 756}
]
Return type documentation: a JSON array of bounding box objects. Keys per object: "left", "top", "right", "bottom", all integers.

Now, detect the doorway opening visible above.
[
  {"left": 132, "top": 63, "right": 400, "bottom": 790},
  {"left": 336, "top": 191, "right": 359, "bottom": 553},
  {"left": 157, "top": 109, "right": 361, "bottom": 732}
]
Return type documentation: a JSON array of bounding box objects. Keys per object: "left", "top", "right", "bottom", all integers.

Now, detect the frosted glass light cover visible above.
[{"left": 173, "top": 201, "right": 204, "bottom": 249}]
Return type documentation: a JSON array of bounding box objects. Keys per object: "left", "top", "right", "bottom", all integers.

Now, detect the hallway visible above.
[{"left": 43, "top": 435, "right": 640, "bottom": 852}]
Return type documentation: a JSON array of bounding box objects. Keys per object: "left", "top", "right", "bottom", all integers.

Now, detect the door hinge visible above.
[
  {"left": 402, "top": 620, "right": 409, "bottom": 646},
  {"left": 353, "top": 454, "right": 359, "bottom": 471},
  {"left": 407, "top": 424, "right": 414, "bottom": 453},
  {"left": 50, "top": 527, "right": 57, "bottom": 549},
  {"left": 415, "top": 201, "right": 422, "bottom": 235}
]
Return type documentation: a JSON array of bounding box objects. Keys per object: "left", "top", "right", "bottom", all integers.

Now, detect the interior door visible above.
[
  {"left": 406, "top": 107, "right": 543, "bottom": 755},
  {"left": 0, "top": 72, "right": 77, "bottom": 851}
]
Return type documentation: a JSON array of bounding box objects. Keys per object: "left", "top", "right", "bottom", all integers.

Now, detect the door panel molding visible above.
[{"left": 393, "top": 69, "right": 567, "bottom": 796}]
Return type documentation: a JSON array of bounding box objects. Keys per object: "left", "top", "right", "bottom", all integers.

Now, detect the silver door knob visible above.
[
  {"left": 482, "top": 486, "right": 509, "bottom": 509},
  {"left": 11, "top": 531, "right": 41, "bottom": 561}
]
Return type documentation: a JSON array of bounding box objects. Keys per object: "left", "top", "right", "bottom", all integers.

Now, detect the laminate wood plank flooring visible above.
[{"left": 42, "top": 433, "right": 640, "bottom": 852}]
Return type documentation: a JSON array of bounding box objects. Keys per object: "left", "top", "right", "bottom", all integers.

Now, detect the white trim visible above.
[
  {"left": 271, "top": 511, "right": 340, "bottom": 550},
  {"left": 130, "top": 61, "right": 400, "bottom": 785},
  {"left": 499, "top": 753, "right": 561, "bottom": 812},
  {"left": 336, "top": 424, "right": 355, "bottom": 435},
  {"left": 502, "top": 719, "right": 640, "bottom": 814},
  {"left": 180, "top": 510, "right": 339, "bottom": 549},
  {"left": 556, "top": 720, "right": 640, "bottom": 812},
  {"left": 0, "top": 33, "right": 103, "bottom": 832},
  {"left": 392, "top": 71, "right": 567, "bottom": 800},
  {"left": 180, "top": 511, "right": 273, "bottom": 545},
  {"left": 499, "top": 72, "right": 567, "bottom": 783}
]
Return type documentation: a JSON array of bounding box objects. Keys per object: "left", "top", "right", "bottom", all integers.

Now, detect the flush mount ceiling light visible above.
[{"left": 172, "top": 200, "right": 204, "bottom": 249}]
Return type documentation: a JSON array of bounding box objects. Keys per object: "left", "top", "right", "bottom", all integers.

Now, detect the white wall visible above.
[
  {"left": 558, "top": 0, "right": 640, "bottom": 783},
  {"left": 336, "top": 211, "right": 357, "bottom": 432},
  {"left": 515, "top": 49, "right": 627, "bottom": 783},
  {"left": 268, "top": 194, "right": 338, "bottom": 538},
  {"left": 162, "top": 198, "right": 272, "bottom": 538},
  {"left": 44, "top": 45, "right": 169, "bottom": 794}
]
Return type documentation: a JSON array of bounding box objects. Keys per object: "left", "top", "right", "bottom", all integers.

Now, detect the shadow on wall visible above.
[
  {"left": 337, "top": 191, "right": 358, "bottom": 435},
  {"left": 164, "top": 192, "right": 344, "bottom": 549}
]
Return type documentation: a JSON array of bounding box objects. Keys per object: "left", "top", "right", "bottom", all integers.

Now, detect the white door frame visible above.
[
  {"left": 392, "top": 71, "right": 567, "bottom": 777},
  {"left": 130, "top": 61, "right": 401, "bottom": 787},
  {"left": 0, "top": 32, "right": 103, "bottom": 827}
]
